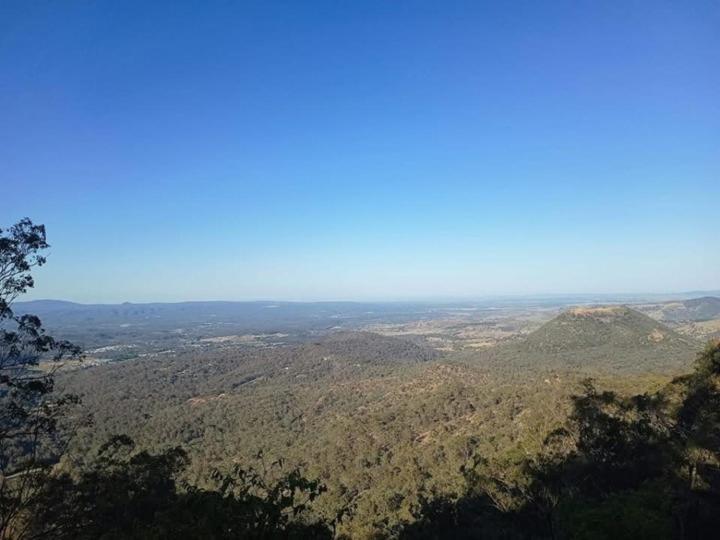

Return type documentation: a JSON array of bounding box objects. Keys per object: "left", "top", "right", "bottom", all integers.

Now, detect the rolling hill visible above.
[
  {"left": 639, "top": 296, "right": 720, "bottom": 323},
  {"left": 57, "top": 326, "right": 695, "bottom": 536},
  {"left": 492, "top": 306, "right": 699, "bottom": 374},
  {"left": 673, "top": 296, "right": 720, "bottom": 321},
  {"left": 56, "top": 331, "right": 587, "bottom": 536}
]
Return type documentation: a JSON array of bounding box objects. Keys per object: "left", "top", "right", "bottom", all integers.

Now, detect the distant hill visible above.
[
  {"left": 215, "top": 331, "right": 441, "bottom": 384},
  {"left": 304, "top": 331, "right": 440, "bottom": 365},
  {"left": 676, "top": 296, "right": 720, "bottom": 321},
  {"left": 492, "top": 306, "right": 699, "bottom": 374},
  {"left": 521, "top": 306, "right": 690, "bottom": 352},
  {"left": 639, "top": 296, "right": 720, "bottom": 323}
]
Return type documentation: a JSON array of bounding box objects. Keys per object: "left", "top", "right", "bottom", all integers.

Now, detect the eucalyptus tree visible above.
[{"left": 0, "top": 219, "right": 81, "bottom": 539}]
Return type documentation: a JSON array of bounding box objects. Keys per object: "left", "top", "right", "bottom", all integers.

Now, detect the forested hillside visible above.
[
  {"left": 57, "top": 325, "right": 684, "bottom": 537},
  {"left": 474, "top": 306, "right": 699, "bottom": 375}
]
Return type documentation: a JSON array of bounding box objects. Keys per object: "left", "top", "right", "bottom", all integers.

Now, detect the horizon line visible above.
[{"left": 17, "top": 289, "right": 720, "bottom": 307}]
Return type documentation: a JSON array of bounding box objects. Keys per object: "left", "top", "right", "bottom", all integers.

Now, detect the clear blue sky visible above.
[{"left": 2, "top": 1, "right": 718, "bottom": 302}]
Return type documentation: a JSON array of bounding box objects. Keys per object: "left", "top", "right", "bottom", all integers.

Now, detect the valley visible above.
[{"left": 46, "top": 295, "right": 720, "bottom": 537}]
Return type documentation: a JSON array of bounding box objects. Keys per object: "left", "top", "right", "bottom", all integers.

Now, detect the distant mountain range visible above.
[{"left": 15, "top": 293, "right": 720, "bottom": 325}]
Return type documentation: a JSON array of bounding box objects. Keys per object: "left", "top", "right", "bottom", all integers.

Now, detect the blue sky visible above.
[{"left": 2, "top": 1, "right": 718, "bottom": 302}]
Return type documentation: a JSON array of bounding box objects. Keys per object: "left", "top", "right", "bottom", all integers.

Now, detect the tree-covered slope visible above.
[
  {"left": 488, "top": 306, "right": 699, "bottom": 374},
  {"left": 57, "top": 330, "right": 672, "bottom": 537}
]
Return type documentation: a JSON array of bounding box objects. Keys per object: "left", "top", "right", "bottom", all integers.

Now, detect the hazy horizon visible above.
[{"left": 17, "top": 288, "right": 720, "bottom": 306}]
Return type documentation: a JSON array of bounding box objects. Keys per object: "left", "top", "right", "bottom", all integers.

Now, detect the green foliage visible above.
[
  {"left": 0, "top": 219, "right": 81, "bottom": 538},
  {"left": 483, "top": 306, "right": 699, "bottom": 375},
  {"left": 692, "top": 339, "right": 720, "bottom": 378},
  {"left": 557, "top": 483, "right": 673, "bottom": 540},
  {"left": 26, "top": 436, "right": 331, "bottom": 539},
  {"left": 60, "top": 347, "right": 580, "bottom": 536},
  {"left": 53, "top": 326, "right": 720, "bottom": 538},
  {"left": 427, "top": 342, "right": 720, "bottom": 540}
]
